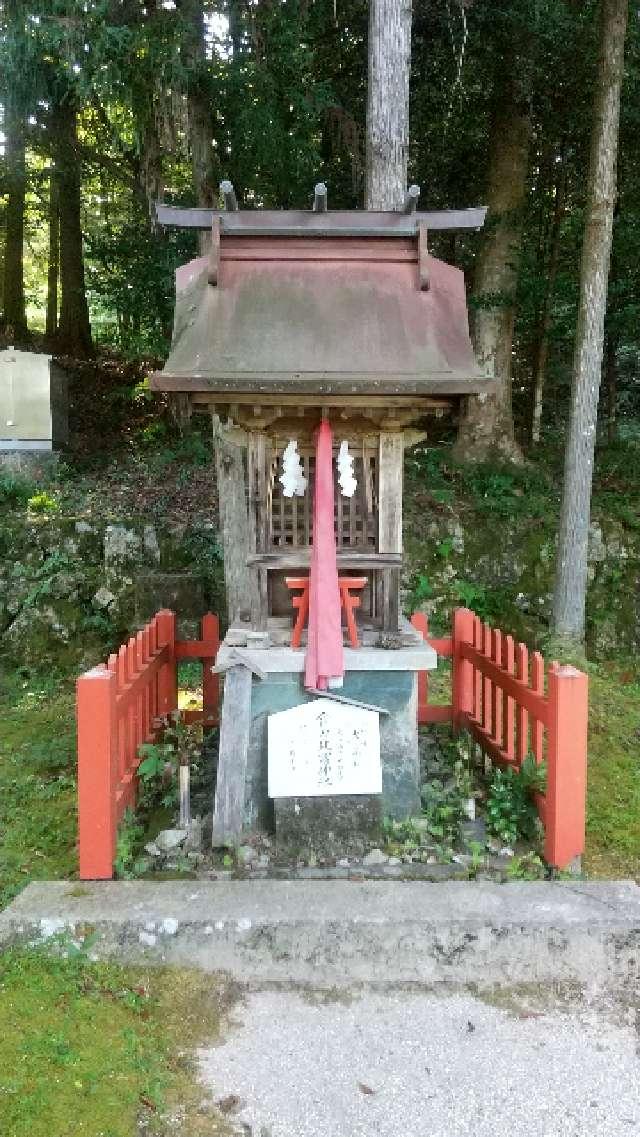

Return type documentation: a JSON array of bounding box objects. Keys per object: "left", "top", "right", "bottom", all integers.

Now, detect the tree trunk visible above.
[
  {"left": 53, "top": 93, "right": 93, "bottom": 357},
  {"left": 2, "top": 77, "right": 27, "bottom": 338},
  {"left": 178, "top": 0, "right": 218, "bottom": 251},
  {"left": 45, "top": 165, "right": 59, "bottom": 339},
  {"left": 453, "top": 92, "right": 530, "bottom": 463},
  {"left": 552, "top": 0, "right": 628, "bottom": 645},
  {"left": 365, "top": 0, "right": 412, "bottom": 210},
  {"left": 605, "top": 334, "right": 618, "bottom": 445},
  {"left": 139, "top": 116, "right": 165, "bottom": 222},
  {"left": 531, "top": 155, "right": 567, "bottom": 444}
]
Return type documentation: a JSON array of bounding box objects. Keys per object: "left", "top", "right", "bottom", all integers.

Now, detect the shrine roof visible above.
[{"left": 151, "top": 201, "right": 493, "bottom": 399}]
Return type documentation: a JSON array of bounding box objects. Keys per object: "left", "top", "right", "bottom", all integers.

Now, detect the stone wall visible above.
[
  {"left": 404, "top": 510, "right": 640, "bottom": 658},
  {"left": 0, "top": 512, "right": 223, "bottom": 670}
]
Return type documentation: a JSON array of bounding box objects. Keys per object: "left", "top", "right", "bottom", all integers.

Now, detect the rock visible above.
[
  {"left": 144, "top": 842, "right": 162, "bottom": 858},
  {"left": 256, "top": 854, "right": 270, "bottom": 869},
  {"left": 363, "top": 848, "right": 388, "bottom": 867},
  {"left": 237, "top": 845, "right": 257, "bottom": 866},
  {"left": 155, "top": 829, "right": 188, "bottom": 853},
  {"left": 93, "top": 585, "right": 117, "bottom": 610},
  {"left": 500, "top": 846, "right": 515, "bottom": 858},
  {"left": 402, "top": 854, "right": 414, "bottom": 864},
  {"left": 225, "top": 628, "right": 249, "bottom": 647},
  {"left": 104, "top": 525, "right": 142, "bottom": 567},
  {"left": 387, "top": 856, "right": 401, "bottom": 866},
  {"left": 143, "top": 525, "right": 161, "bottom": 564},
  {"left": 337, "top": 858, "right": 350, "bottom": 868},
  {"left": 460, "top": 818, "right": 487, "bottom": 847}
]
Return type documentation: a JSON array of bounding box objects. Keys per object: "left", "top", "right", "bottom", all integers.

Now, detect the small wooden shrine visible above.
[
  {"left": 151, "top": 184, "right": 493, "bottom": 836},
  {"left": 152, "top": 185, "right": 491, "bottom": 645}
]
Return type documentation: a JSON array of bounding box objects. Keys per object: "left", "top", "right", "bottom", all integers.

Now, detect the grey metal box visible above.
[{"left": 0, "top": 350, "right": 68, "bottom": 451}]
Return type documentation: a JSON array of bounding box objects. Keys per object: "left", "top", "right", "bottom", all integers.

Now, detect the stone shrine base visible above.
[
  {"left": 274, "top": 795, "right": 382, "bottom": 859},
  {"left": 215, "top": 633, "right": 437, "bottom": 831}
]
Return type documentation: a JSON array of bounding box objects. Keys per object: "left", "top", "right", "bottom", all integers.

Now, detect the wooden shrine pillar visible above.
[
  {"left": 377, "top": 430, "right": 404, "bottom": 632},
  {"left": 212, "top": 416, "right": 260, "bottom": 625},
  {"left": 246, "top": 430, "right": 269, "bottom": 630}
]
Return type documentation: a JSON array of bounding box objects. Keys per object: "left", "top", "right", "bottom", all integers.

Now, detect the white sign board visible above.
[{"left": 268, "top": 699, "right": 382, "bottom": 798}]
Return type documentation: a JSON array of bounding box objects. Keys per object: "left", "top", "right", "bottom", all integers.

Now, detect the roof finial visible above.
[
  {"left": 404, "top": 185, "right": 420, "bottom": 214},
  {"left": 220, "top": 180, "right": 238, "bottom": 211},
  {"left": 313, "top": 183, "right": 328, "bottom": 213}
]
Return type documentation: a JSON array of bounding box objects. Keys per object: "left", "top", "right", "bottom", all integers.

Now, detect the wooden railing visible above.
[
  {"left": 77, "top": 610, "right": 219, "bottom": 880},
  {"left": 411, "top": 608, "right": 588, "bottom": 869}
]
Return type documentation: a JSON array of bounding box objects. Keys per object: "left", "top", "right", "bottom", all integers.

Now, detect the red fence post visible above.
[
  {"left": 201, "top": 612, "right": 220, "bottom": 727},
  {"left": 410, "top": 612, "right": 429, "bottom": 725},
  {"left": 77, "top": 665, "right": 118, "bottom": 880},
  {"left": 544, "top": 664, "right": 588, "bottom": 869},
  {"left": 156, "top": 608, "right": 178, "bottom": 716},
  {"left": 452, "top": 607, "right": 475, "bottom": 732}
]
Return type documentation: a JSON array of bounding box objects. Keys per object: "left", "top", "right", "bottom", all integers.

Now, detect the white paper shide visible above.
[
  {"left": 337, "top": 440, "right": 357, "bottom": 497},
  {"left": 268, "top": 699, "right": 382, "bottom": 798},
  {"left": 279, "top": 439, "right": 307, "bottom": 497}
]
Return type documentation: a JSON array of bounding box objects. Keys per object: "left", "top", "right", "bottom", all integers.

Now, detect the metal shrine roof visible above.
[{"left": 151, "top": 187, "right": 493, "bottom": 400}]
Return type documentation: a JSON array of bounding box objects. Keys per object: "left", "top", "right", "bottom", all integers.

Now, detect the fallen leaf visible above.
[
  {"left": 358, "top": 1083, "right": 376, "bottom": 1095},
  {"left": 217, "top": 1093, "right": 244, "bottom": 1115}
]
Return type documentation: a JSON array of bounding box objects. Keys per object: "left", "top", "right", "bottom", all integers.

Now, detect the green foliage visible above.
[
  {"left": 0, "top": 470, "right": 35, "bottom": 507},
  {"left": 486, "top": 756, "right": 546, "bottom": 847},
  {"left": 27, "top": 491, "right": 59, "bottom": 515},
  {"left": 406, "top": 571, "right": 432, "bottom": 612},
  {"left": 114, "top": 807, "right": 145, "bottom": 880}
]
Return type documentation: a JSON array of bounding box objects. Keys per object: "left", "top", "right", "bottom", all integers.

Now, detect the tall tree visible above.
[
  {"left": 178, "top": 0, "right": 218, "bottom": 251},
  {"left": 52, "top": 88, "right": 93, "bottom": 357},
  {"left": 365, "top": 0, "right": 412, "bottom": 209},
  {"left": 552, "top": 0, "right": 628, "bottom": 644},
  {"left": 453, "top": 59, "right": 530, "bottom": 463},
  {"left": 45, "top": 165, "right": 59, "bottom": 339},
  {"left": 2, "top": 0, "right": 27, "bottom": 338}
]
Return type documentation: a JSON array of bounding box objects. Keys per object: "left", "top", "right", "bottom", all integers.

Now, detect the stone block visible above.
[
  {"left": 134, "top": 571, "right": 206, "bottom": 636},
  {"left": 275, "top": 795, "right": 382, "bottom": 859},
  {"left": 243, "top": 667, "right": 420, "bottom": 830}
]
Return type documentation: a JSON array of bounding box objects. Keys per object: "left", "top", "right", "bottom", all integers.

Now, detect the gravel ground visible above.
[{"left": 197, "top": 987, "right": 640, "bottom": 1137}]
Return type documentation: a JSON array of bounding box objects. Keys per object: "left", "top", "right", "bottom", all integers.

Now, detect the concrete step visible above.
[{"left": 1, "top": 879, "right": 639, "bottom": 989}]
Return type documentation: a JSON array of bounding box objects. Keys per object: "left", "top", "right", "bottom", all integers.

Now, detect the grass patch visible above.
[
  {"left": 0, "top": 945, "right": 235, "bottom": 1136},
  {"left": 0, "top": 670, "right": 78, "bottom": 909},
  {"left": 584, "top": 662, "right": 640, "bottom": 880}
]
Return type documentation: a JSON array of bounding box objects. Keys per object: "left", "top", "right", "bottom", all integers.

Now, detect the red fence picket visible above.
[
  {"left": 411, "top": 607, "right": 588, "bottom": 869},
  {"left": 77, "top": 609, "right": 219, "bottom": 880}
]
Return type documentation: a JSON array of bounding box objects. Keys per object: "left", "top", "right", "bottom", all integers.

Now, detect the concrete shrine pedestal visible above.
[{"left": 216, "top": 629, "right": 437, "bottom": 832}]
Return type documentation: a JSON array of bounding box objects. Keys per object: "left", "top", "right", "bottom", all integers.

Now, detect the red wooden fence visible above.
[
  {"left": 411, "top": 608, "right": 588, "bottom": 869},
  {"left": 77, "top": 609, "right": 219, "bottom": 880}
]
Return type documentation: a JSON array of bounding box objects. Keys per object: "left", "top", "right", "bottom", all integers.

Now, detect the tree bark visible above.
[
  {"left": 552, "top": 0, "right": 628, "bottom": 645},
  {"left": 531, "top": 154, "right": 567, "bottom": 444},
  {"left": 53, "top": 92, "right": 93, "bottom": 357},
  {"left": 139, "top": 115, "right": 165, "bottom": 222},
  {"left": 178, "top": 0, "right": 218, "bottom": 251},
  {"left": 365, "top": 0, "right": 412, "bottom": 210},
  {"left": 45, "top": 165, "right": 59, "bottom": 339},
  {"left": 453, "top": 91, "right": 530, "bottom": 463},
  {"left": 2, "top": 74, "right": 27, "bottom": 338}
]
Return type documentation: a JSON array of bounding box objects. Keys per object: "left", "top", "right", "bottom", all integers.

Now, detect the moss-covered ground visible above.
[
  {"left": 0, "top": 670, "right": 78, "bottom": 909},
  {"left": 0, "top": 946, "right": 235, "bottom": 1137}
]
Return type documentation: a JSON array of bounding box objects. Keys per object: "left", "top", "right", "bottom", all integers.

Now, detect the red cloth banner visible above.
[{"left": 304, "top": 420, "right": 344, "bottom": 690}]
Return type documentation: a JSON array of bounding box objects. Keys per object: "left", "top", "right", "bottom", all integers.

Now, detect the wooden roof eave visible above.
[{"left": 150, "top": 372, "right": 495, "bottom": 397}]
